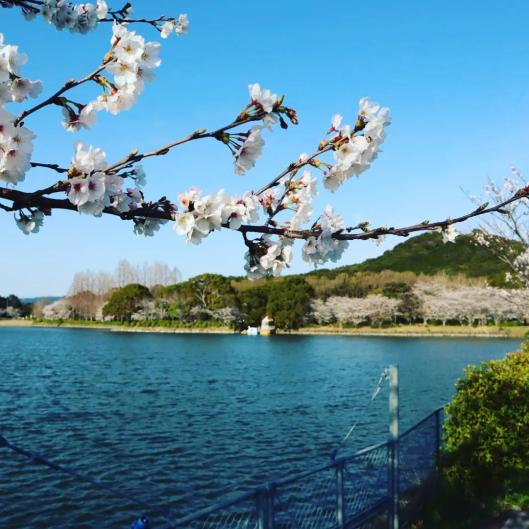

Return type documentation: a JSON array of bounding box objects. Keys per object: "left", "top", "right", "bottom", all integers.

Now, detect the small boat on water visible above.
[{"left": 241, "top": 316, "right": 276, "bottom": 336}]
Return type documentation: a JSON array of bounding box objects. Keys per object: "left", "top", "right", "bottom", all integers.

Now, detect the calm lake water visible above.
[{"left": 0, "top": 327, "right": 522, "bottom": 528}]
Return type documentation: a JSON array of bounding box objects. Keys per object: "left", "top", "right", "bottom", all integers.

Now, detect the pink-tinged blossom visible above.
[{"left": 61, "top": 102, "right": 97, "bottom": 132}]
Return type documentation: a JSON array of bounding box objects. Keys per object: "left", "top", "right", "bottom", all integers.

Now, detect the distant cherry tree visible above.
[
  {"left": 1, "top": 1, "right": 529, "bottom": 278},
  {"left": 468, "top": 169, "right": 529, "bottom": 287}
]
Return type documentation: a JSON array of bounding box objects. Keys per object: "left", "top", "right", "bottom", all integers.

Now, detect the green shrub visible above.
[
  {"left": 102, "top": 283, "right": 152, "bottom": 320},
  {"left": 442, "top": 347, "right": 529, "bottom": 500}
]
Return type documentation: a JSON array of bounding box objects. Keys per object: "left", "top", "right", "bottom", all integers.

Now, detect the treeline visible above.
[
  {"left": 0, "top": 295, "right": 31, "bottom": 318},
  {"left": 38, "top": 270, "right": 529, "bottom": 330},
  {"left": 29, "top": 233, "right": 529, "bottom": 329},
  {"left": 43, "top": 274, "right": 314, "bottom": 330}
]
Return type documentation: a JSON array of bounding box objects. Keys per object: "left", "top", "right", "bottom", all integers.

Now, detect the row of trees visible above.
[
  {"left": 312, "top": 287, "right": 529, "bottom": 327},
  {"left": 37, "top": 271, "right": 529, "bottom": 329},
  {"left": 41, "top": 274, "right": 315, "bottom": 330}
]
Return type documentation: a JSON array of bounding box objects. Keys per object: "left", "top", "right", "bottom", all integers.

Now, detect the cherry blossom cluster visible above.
[
  {"left": 66, "top": 141, "right": 143, "bottom": 216},
  {"left": 0, "top": 108, "right": 35, "bottom": 185},
  {"left": 323, "top": 98, "right": 391, "bottom": 192},
  {"left": 0, "top": 34, "right": 42, "bottom": 104},
  {"left": 244, "top": 236, "right": 293, "bottom": 278},
  {"left": 62, "top": 23, "right": 166, "bottom": 130},
  {"left": 39, "top": 0, "right": 109, "bottom": 33},
  {"left": 174, "top": 188, "right": 260, "bottom": 244},
  {"left": 280, "top": 169, "right": 318, "bottom": 230},
  {"left": 14, "top": 209, "right": 44, "bottom": 234},
  {"left": 302, "top": 205, "right": 349, "bottom": 265},
  {"left": 160, "top": 14, "right": 189, "bottom": 39},
  {"left": 0, "top": 34, "right": 40, "bottom": 185},
  {"left": 438, "top": 224, "right": 458, "bottom": 243},
  {"left": 229, "top": 84, "right": 298, "bottom": 176}
]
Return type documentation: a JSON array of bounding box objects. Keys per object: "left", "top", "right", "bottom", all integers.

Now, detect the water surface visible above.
[{"left": 0, "top": 328, "right": 521, "bottom": 528}]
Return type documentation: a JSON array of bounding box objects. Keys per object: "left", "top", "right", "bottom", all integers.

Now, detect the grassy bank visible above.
[
  {"left": 1, "top": 319, "right": 527, "bottom": 338},
  {"left": 289, "top": 324, "right": 529, "bottom": 338}
]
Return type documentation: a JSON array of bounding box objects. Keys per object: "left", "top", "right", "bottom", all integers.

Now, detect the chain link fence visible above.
[
  {"left": 170, "top": 407, "right": 444, "bottom": 529},
  {"left": 2, "top": 406, "right": 444, "bottom": 529}
]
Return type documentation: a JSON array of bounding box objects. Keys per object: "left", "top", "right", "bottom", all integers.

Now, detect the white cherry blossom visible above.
[
  {"left": 15, "top": 210, "right": 44, "bottom": 235},
  {"left": 234, "top": 126, "right": 264, "bottom": 175},
  {"left": 71, "top": 141, "right": 107, "bottom": 174},
  {"left": 249, "top": 83, "right": 278, "bottom": 113}
]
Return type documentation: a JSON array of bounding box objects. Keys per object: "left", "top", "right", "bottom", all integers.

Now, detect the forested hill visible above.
[{"left": 306, "top": 232, "right": 524, "bottom": 284}]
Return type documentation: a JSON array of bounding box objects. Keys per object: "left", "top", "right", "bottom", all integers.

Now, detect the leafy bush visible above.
[
  {"left": 442, "top": 347, "right": 529, "bottom": 499},
  {"left": 102, "top": 283, "right": 152, "bottom": 320},
  {"left": 410, "top": 347, "right": 529, "bottom": 529},
  {"left": 266, "top": 277, "right": 314, "bottom": 330}
]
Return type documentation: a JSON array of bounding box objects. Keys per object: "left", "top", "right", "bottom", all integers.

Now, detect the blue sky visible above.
[{"left": 2, "top": 0, "right": 529, "bottom": 297}]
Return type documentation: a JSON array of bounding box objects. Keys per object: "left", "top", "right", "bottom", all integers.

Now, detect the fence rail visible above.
[{"left": 166, "top": 406, "right": 445, "bottom": 529}]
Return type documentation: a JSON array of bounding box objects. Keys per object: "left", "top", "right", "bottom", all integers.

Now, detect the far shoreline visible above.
[{"left": 0, "top": 319, "right": 526, "bottom": 339}]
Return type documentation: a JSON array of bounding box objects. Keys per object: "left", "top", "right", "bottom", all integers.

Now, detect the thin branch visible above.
[
  {"left": 30, "top": 162, "right": 69, "bottom": 174},
  {"left": 105, "top": 115, "right": 264, "bottom": 174},
  {"left": 255, "top": 144, "right": 333, "bottom": 196},
  {"left": 14, "top": 63, "right": 107, "bottom": 126}
]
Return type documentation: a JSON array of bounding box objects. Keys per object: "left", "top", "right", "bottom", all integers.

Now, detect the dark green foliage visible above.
[
  {"left": 266, "top": 277, "right": 314, "bottom": 330},
  {"left": 0, "top": 294, "right": 31, "bottom": 317},
  {"left": 158, "top": 274, "right": 238, "bottom": 311},
  {"left": 381, "top": 282, "right": 412, "bottom": 298},
  {"left": 0, "top": 294, "right": 23, "bottom": 309},
  {"left": 238, "top": 286, "right": 269, "bottom": 327},
  {"left": 381, "top": 282, "right": 423, "bottom": 322},
  {"left": 305, "top": 232, "right": 523, "bottom": 285},
  {"left": 102, "top": 283, "right": 152, "bottom": 320}
]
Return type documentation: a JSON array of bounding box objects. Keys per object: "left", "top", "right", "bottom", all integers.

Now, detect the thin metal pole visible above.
[
  {"left": 256, "top": 484, "right": 275, "bottom": 529},
  {"left": 336, "top": 461, "right": 345, "bottom": 529},
  {"left": 435, "top": 408, "right": 441, "bottom": 454},
  {"left": 388, "top": 365, "right": 399, "bottom": 529}
]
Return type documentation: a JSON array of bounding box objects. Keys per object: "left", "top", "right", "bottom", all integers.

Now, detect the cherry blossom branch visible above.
[
  {"left": 14, "top": 63, "right": 107, "bottom": 126},
  {"left": 105, "top": 115, "right": 265, "bottom": 174},
  {"left": 2, "top": 1, "right": 188, "bottom": 34},
  {"left": 255, "top": 144, "right": 334, "bottom": 196},
  {"left": 4, "top": 184, "right": 529, "bottom": 240}
]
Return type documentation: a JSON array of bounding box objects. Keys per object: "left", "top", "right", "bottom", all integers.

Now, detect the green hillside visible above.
[{"left": 305, "top": 232, "right": 524, "bottom": 285}]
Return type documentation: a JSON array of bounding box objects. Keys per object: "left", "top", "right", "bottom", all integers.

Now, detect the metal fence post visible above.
[
  {"left": 388, "top": 365, "right": 399, "bottom": 529},
  {"left": 435, "top": 408, "right": 441, "bottom": 454},
  {"left": 335, "top": 460, "right": 345, "bottom": 529},
  {"left": 256, "top": 484, "right": 275, "bottom": 529}
]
